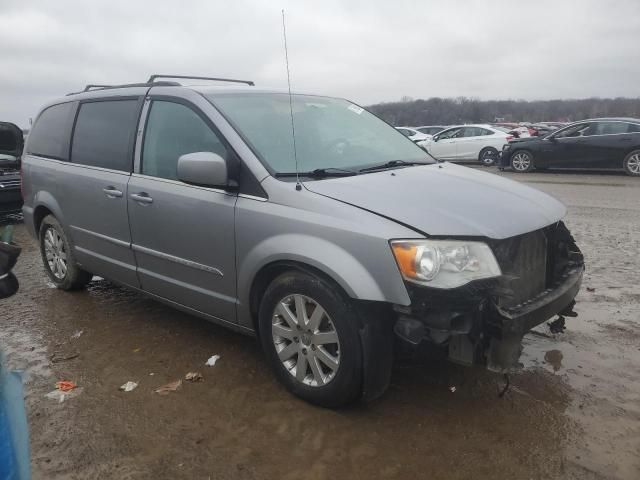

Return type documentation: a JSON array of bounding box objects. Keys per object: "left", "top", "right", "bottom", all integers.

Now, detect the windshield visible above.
[{"left": 208, "top": 93, "right": 433, "bottom": 174}]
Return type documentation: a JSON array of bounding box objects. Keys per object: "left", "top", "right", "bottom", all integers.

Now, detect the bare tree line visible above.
[{"left": 367, "top": 96, "right": 640, "bottom": 126}]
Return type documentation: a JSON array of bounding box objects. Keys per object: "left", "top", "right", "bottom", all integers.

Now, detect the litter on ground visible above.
[
  {"left": 119, "top": 381, "right": 138, "bottom": 392},
  {"left": 185, "top": 372, "right": 203, "bottom": 382},
  {"left": 45, "top": 387, "right": 83, "bottom": 403},
  {"left": 205, "top": 355, "right": 220, "bottom": 367},
  {"left": 154, "top": 380, "right": 182, "bottom": 395},
  {"left": 55, "top": 380, "right": 77, "bottom": 392}
]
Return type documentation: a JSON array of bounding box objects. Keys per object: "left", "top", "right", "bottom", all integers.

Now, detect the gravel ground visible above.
[{"left": 1, "top": 168, "right": 639, "bottom": 479}]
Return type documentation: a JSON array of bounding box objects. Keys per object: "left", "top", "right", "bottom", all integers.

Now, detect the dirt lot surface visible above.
[{"left": 1, "top": 169, "right": 639, "bottom": 479}]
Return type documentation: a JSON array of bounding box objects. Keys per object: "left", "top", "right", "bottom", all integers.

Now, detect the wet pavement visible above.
[{"left": 1, "top": 169, "right": 639, "bottom": 479}]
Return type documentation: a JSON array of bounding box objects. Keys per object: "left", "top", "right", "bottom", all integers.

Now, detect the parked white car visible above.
[
  {"left": 395, "top": 127, "right": 431, "bottom": 142},
  {"left": 417, "top": 124, "right": 511, "bottom": 165}
]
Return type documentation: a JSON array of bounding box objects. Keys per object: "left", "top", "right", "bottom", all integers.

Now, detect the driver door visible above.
[
  {"left": 544, "top": 122, "right": 592, "bottom": 168},
  {"left": 127, "top": 98, "right": 238, "bottom": 323},
  {"left": 428, "top": 127, "right": 461, "bottom": 160}
]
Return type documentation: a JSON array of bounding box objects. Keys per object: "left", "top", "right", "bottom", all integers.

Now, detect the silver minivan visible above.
[{"left": 19, "top": 76, "right": 584, "bottom": 407}]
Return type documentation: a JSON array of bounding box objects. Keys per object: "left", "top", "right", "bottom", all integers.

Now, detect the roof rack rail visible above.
[
  {"left": 84, "top": 84, "right": 113, "bottom": 92},
  {"left": 147, "top": 74, "right": 255, "bottom": 86},
  {"left": 66, "top": 81, "right": 181, "bottom": 96}
]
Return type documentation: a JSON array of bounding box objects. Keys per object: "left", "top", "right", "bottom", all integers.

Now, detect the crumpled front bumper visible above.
[
  {"left": 393, "top": 222, "right": 584, "bottom": 372},
  {"left": 486, "top": 263, "right": 583, "bottom": 371}
]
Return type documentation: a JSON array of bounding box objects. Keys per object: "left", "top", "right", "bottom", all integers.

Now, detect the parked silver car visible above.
[{"left": 18, "top": 75, "right": 584, "bottom": 407}]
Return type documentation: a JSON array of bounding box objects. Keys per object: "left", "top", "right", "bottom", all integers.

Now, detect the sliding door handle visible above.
[{"left": 130, "top": 192, "right": 153, "bottom": 204}]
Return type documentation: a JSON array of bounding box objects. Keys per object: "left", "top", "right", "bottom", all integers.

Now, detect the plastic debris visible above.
[
  {"left": 205, "top": 355, "right": 220, "bottom": 367},
  {"left": 586, "top": 287, "right": 596, "bottom": 292},
  {"left": 119, "top": 381, "right": 138, "bottom": 392},
  {"left": 45, "top": 387, "right": 82, "bottom": 403},
  {"left": 71, "top": 330, "right": 83, "bottom": 339},
  {"left": 185, "top": 372, "right": 203, "bottom": 382},
  {"left": 449, "top": 386, "right": 457, "bottom": 393},
  {"left": 154, "top": 380, "right": 182, "bottom": 395},
  {"left": 55, "top": 380, "right": 77, "bottom": 392}
]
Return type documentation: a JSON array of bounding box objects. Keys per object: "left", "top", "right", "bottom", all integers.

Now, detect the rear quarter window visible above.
[
  {"left": 26, "top": 102, "right": 76, "bottom": 160},
  {"left": 71, "top": 99, "right": 140, "bottom": 171}
]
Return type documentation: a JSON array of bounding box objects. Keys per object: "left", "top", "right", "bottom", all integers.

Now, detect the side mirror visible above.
[
  {"left": 432, "top": 135, "right": 439, "bottom": 142},
  {"left": 177, "top": 152, "right": 228, "bottom": 188}
]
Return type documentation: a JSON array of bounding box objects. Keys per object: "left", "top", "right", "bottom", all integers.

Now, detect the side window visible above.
[
  {"left": 479, "top": 128, "right": 494, "bottom": 136},
  {"left": 142, "top": 101, "right": 228, "bottom": 181},
  {"left": 397, "top": 128, "right": 412, "bottom": 137},
  {"left": 592, "top": 121, "right": 632, "bottom": 135},
  {"left": 71, "top": 100, "right": 139, "bottom": 171},
  {"left": 461, "top": 127, "right": 482, "bottom": 137},
  {"left": 439, "top": 128, "right": 462, "bottom": 139},
  {"left": 627, "top": 123, "right": 640, "bottom": 133},
  {"left": 554, "top": 123, "right": 590, "bottom": 138},
  {"left": 27, "top": 102, "right": 75, "bottom": 160}
]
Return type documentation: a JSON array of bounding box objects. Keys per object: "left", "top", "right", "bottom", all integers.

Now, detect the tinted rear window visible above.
[
  {"left": 71, "top": 100, "right": 139, "bottom": 171},
  {"left": 27, "top": 102, "right": 75, "bottom": 159}
]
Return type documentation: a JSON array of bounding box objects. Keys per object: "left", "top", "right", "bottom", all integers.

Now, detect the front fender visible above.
[{"left": 237, "top": 233, "right": 410, "bottom": 329}]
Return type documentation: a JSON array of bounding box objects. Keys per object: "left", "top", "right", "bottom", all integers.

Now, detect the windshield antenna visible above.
[{"left": 281, "top": 9, "right": 301, "bottom": 191}]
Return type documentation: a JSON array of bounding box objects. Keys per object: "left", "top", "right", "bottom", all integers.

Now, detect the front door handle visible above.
[
  {"left": 103, "top": 186, "right": 123, "bottom": 198},
  {"left": 130, "top": 192, "right": 153, "bottom": 205}
]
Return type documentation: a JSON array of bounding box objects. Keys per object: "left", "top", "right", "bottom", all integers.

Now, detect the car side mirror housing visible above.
[
  {"left": 177, "top": 152, "right": 229, "bottom": 188},
  {"left": 432, "top": 135, "right": 439, "bottom": 142}
]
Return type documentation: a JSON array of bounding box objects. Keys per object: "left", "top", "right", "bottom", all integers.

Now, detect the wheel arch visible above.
[
  {"left": 32, "top": 192, "right": 64, "bottom": 239},
  {"left": 248, "top": 260, "right": 352, "bottom": 335}
]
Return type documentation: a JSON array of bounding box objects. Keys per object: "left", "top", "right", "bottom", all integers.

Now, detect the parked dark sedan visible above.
[
  {"left": 0, "top": 122, "right": 24, "bottom": 218},
  {"left": 500, "top": 118, "right": 640, "bottom": 176}
]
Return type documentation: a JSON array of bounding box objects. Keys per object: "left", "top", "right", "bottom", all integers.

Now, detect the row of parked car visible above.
[{"left": 396, "top": 118, "right": 640, "bottom": 176}]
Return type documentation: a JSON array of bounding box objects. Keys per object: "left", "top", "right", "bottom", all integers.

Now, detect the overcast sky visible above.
[{"left": 1, "top": 0, "right": 639, "bottom": 127}]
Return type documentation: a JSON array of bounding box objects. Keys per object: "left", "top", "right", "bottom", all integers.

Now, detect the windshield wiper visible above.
[
  {"left": 358, "top": 160, "right": 426, "bottom": 173},
  {"left": 275, "top": 167, "right": 358, "bottom": 178}
]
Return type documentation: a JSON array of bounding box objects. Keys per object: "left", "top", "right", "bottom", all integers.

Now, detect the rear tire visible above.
[
  {"left": 258, "top": 271, "right": 363, "bottom": 408},
  {"left": 479, "top": 147, "right": 498, "bottom": 166},
  {"left": 510, "top": 150, "right": 534, "bottom": 173},
  {"left": 39, "top": 215, "right": 92, "bottom": 290},
  {"left": 623, "top": 150, "right": 640, "bottom": 176}
]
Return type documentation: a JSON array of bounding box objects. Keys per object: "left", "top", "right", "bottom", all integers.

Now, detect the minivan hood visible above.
[{"left": 304, "top": 162, "right": 566, "bottom": 240}]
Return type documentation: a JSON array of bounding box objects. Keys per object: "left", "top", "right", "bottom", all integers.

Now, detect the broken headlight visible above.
[{"left": 390, "top": 239, "right": 501, "bottom": 289}]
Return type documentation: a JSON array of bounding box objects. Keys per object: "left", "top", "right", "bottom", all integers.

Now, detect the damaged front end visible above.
[{"left": 393, "top": 221, "right": 584, "bottom": 372}]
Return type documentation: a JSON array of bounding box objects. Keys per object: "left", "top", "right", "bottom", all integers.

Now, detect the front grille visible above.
[
  {"left": 492, "top": 226, "right": 555, "bottom": 309},
  {"left": 0, "top": 179, "right": 20, "bottom": 189}
]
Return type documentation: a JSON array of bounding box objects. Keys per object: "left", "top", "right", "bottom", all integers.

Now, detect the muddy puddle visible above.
[{"left": 1, "top": 171, "right": 639, "bottom": 479}]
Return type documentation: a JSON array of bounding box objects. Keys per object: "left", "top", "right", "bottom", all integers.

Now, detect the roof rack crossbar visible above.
[{"left": 147, "top": 74, "right": 255, "bottom": 86}]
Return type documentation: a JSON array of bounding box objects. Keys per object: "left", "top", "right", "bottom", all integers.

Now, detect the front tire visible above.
[
  {"left": 258, "top": 271, "right": 363, "bottom": 408},
  {"left": 39, "top": 215, "right": 92, "bottom": 290},
  {"left": 623, "top": 150, "right": 640, "bottom": 176},
  {"left": 510, "top": 150, "right": 534, "bottom": 173},
  {"left": 479, "top": 147, "right": 498, "bottom": 166}
]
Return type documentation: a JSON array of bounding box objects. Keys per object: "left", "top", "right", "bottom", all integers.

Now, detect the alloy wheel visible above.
[
  {"left": 627, "top": 153, "right": 640, "bottom": 174},
  {"left": 481, "top": 149, "right": 497, "bottom": 165},
  {"left": 43, "top": 227, "right": 67, "bottom": 280},
  {"left": 512, "top": 152, "right": 531, "bottom": 171},
  {"left": 271, "top": 294, "right": 341, "bottom": 387}
]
